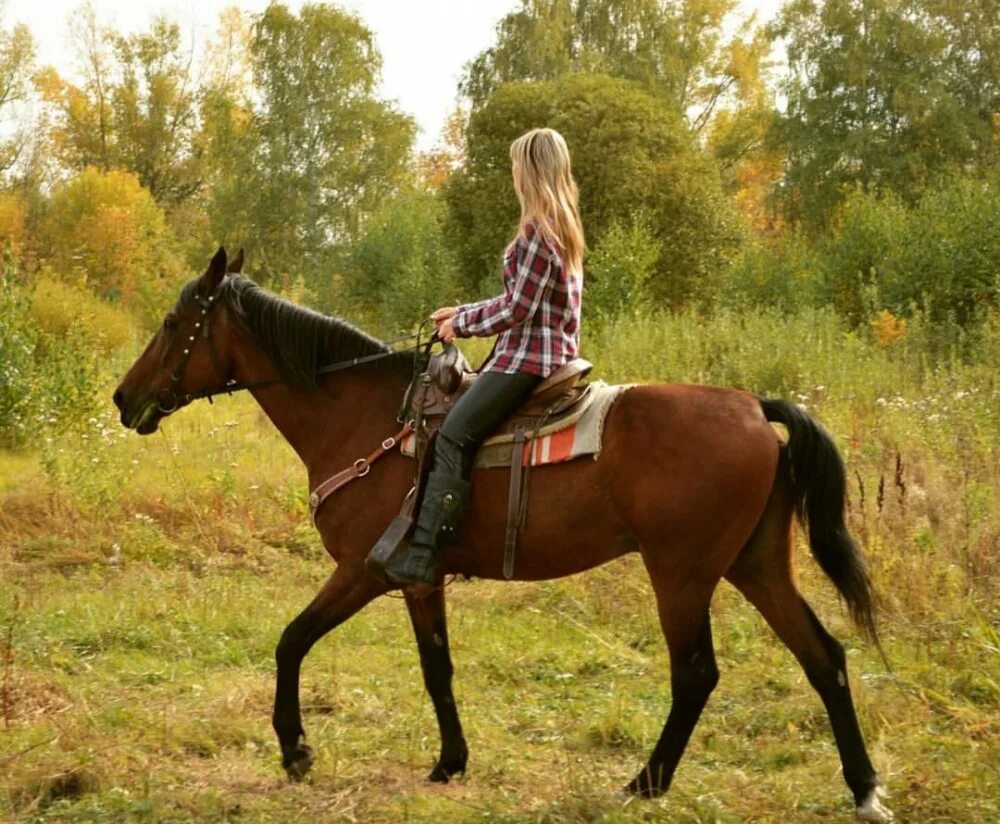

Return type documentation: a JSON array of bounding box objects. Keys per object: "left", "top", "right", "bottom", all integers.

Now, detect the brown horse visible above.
[{"left": 113, "top": 249, "right": 893, "bottom": 822}]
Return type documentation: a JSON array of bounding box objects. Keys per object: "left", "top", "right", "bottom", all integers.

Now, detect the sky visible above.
[{"left": 3, "top": 0, "right": 784, "bottom": 151}]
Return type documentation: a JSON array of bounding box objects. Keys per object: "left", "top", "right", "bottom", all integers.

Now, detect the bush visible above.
[
  {"left": 0, "top": 192, "right": 27, "bottom": 259},
  {"left": 30, "top": 271, "right": 137, "bottom": 354},
  {"left": 720, "top": 231, "right": 820, "bottom": 313},
  {"left": 885, "top": 175, "right": 1000, "bottom": 327},
  {"left": 0, "top": 265, "right": 104, "bottom": 449},
  {"left": 38, "top": 168, "right": 183, "bottom": 324},
  {"left": 0, "top": 267, "right": 37, "bottom": 447},
  {"left": 344, "top": 188, "right": 463, "bottom": 334},
  {"left": 585, "top": 218, "right": 659, "bottom": 322}
]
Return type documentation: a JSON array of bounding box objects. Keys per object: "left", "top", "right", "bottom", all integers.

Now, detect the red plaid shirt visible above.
[{"left": 452, "top": 221, "right": 582, "bottom": 377}]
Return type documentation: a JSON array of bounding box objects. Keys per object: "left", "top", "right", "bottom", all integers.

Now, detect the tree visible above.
[
  {"left": 770, "top": 0, "right": 998, "bottom": 230},
  {"left": 228, "top": 2, "right": 415, "bottom": 292},
  {"left": 345, "top": 188, "right": 463, "bottom": 332},
  {"left": 445, "top": 73, "right": 743, "bottom": 307},
  {"left": 461, "top": 0, "right": 773, "bottom": 142},
  {"left": 35, "top": 6, "right": 204, "bottom": 205},
  {"left": 0, "top": 14, "right": 35, "bottom": 175},
  {"left": 39, "top": 167, "right": 179, "bottom": 314}
]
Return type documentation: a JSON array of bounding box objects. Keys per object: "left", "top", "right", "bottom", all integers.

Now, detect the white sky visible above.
[{"left": 3, "top": 0, "right": 783, "bottom": 151}]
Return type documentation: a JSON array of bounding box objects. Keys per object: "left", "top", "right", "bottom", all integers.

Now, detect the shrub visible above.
[
  {"left": 344, "top": 188, "right": 463, "bottom": 334},
  {"left": 38, "top": 168, "right": 183, "bottom": 323},
  {"left": 30, "top": 270, "right": 137, "bottom": 354},
  {"left": 0, "top": 265, "right": 105, "bottom": 449},
  {"left": 584, "top": 218, "right": 659, "bottom": 322}
]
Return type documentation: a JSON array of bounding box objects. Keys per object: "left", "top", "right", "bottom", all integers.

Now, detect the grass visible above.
[{"left": 1, "top": 306, "right": 997, "bottom": 822}]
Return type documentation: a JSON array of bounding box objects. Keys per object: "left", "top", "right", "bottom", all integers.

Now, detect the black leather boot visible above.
[{"left": 381, "top": 471, "right": 471, "bottom": 586}]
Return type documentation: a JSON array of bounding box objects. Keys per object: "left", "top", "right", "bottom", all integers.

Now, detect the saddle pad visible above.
[{"left": 401, "top": 381, "right": 634, "bottom": 469}]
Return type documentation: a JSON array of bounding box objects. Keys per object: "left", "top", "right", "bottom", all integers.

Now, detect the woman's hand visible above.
[
  {"left": 431, "top": 306, "right": 457, "bottom": 322},
  {"left": 431, "top": 306, "right": 458, "bottom": 342},
  {"left": 436, "top": 317, "right": 457, "bottom": 343}
]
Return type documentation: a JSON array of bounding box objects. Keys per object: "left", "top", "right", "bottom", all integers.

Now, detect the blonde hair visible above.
[{"left": 510, "top": 128, "right": 585, "bottom": 275}]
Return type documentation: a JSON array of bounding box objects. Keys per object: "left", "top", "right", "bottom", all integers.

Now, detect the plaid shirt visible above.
[{"left": 452, "top": 221, "right": 581, "bottom": 377}]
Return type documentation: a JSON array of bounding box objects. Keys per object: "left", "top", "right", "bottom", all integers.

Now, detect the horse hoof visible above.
[
  {"left": 625, "top": 775, "right": 665, "bottom": 799},
  {"left": 857, "top": 784, "right": 894, "bottom": 823},
  {"left": 283, "top": 743, "right": 315, "bottom": 782},
  {"left": 428, "top": 756, "right": 466, "bottom": 783}
]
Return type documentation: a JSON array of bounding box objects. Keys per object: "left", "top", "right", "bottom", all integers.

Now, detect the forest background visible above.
[{"left": 0, "top": 1, "right": 997, "bottom": 822}]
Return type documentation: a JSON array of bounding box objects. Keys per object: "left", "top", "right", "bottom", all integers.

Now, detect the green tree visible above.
[
  {"left": 445, "top": 73, "right": 743, "bottom": 307},
  {"left": 344, "top": 188, "right": 462, "bottom": 333},
  {"left": 461, "top": 0, "right": 772, "bottom": 142},
  {"left": 770, "top": 0, "right": 998, "bottom": 230},
  {"left": 224, "top": 2, "right": 415, "bottom": 294}
]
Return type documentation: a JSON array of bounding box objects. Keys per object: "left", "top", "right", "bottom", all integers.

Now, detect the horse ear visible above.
[
  {"left": 199, "top": 246, "right": 228, "bottom": 295},
  {"left": 227, "top": 247, "right": 245, "bottom": 274}
]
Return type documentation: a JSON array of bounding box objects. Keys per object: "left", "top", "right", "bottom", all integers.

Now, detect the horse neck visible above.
[{"left": 231, "top": 335, "right": 410, "bottom": 475}]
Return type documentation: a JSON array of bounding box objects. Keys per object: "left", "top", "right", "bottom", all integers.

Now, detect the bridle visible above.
[
  {"left": 156, "top": 284, "right": 234, "bottom": 415},
  {"left": 156, "top": 278, "right": 433, "bottom": 417}
]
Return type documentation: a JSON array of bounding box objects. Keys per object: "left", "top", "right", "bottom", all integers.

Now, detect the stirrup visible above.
[{"left": 365, "top": 515, "right": 414, "bottom": 583}]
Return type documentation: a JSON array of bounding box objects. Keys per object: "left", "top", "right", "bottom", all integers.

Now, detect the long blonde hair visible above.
[{"left": 510, "top": 128, "right": 585, "bottom": 275}]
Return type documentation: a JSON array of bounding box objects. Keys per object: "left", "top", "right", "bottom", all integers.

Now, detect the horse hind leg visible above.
[
  {"left": 725, "top": 505, "right": 893, "bottom": 822},
  {"left": 628, "top": 552, "right": 720, "bottom": 798}
]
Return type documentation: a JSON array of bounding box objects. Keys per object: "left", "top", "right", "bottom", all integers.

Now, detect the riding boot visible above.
[{"left": 379, "top": 436, "right": 471, "bottom": 587}]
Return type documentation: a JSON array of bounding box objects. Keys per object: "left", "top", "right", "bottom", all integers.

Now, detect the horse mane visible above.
[{"left": 181, "top": 275, "right": 416, "bottom": 391}]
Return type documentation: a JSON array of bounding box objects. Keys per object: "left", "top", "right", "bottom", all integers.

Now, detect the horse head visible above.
[{"left": 113, "top": 246, "right": 245, "bottom": 434}]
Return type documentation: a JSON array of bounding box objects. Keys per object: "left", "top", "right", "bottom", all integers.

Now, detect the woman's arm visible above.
[{"left": 452, "top": 227, "right": 554, "bottom": 338}]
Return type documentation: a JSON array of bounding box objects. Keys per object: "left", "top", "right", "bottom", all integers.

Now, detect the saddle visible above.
[
  {"left": 412, "top": 344, "right": 593, "bottom": 442},
  {"left": 399, "top": 343, "right": 594, "bottom": 580}
]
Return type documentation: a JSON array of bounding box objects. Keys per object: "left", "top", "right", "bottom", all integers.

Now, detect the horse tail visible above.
[{"left": 759, "top": 397, "right": 880, "bottom": 646}]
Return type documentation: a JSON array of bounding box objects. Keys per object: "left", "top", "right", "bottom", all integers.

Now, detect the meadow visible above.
[{"left": 1, "top": 308, "right": 997, "bottom": 823}]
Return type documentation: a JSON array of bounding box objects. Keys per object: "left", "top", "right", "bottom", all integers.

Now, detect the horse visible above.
[{"left": 113, "top": 249, "right": 894, "bottom": 822}]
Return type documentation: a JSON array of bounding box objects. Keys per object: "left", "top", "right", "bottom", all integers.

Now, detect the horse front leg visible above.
[
  {"left": 273, "top": 564, "right": 383, "bottom": 780},
  {"left": 404, "top": 586, "right": 469, "bottom": 782}
]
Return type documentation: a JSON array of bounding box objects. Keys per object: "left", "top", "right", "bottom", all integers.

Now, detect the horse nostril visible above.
[{"left": 113, "top": 388, "right": 125, "bottom": 411}]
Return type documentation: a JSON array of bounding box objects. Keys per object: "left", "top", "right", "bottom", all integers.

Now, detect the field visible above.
[{"left": 1, "top": 309, "right": 997, "bottom": 823}]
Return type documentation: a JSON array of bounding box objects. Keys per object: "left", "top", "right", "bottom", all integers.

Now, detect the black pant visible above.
[{"left": 435, "top": 371, "right": 543, "bottom": 476}]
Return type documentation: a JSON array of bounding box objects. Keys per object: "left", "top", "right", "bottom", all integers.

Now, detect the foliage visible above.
[
  {"left": 815, "top": 186, "right": 908, "bottom": 324},
  {"left": 344, "top": 188, "right": 463, "bottom": 334},
  {"left": 584, "top": 218, "right": 659, "bottom": 322},
  {"left": 445, "top": 72, "right": 744, "bottom": 307},
  {"left": 0, "top": 267, "right": 37, "bottom": 446},
  {"left": 0, "top": 15, "right": 34, "bottom": 174},
  {"left": 29, "top": 270, "right": 137, "bottom": 354},
  {"left": 461, "top": 0, "right": 773, "bottom": 143},
  {"left": 34, "top": 12, "right": 203, "bottom": 205},
  {"left": 220, "top": 2, "right": 415, "bottom": 294},
  {"left": 38, "top": 167, "right": 180, "bottom": 319},
  {"left": 882, "top": 174, "right": 1000, "bottom": 327},
  {"left": 0, "top": 266, "right": 104, "bottom": 448},
  {"left": 721, "top": 171, "right": 1000, "bottom": 349},
  {"left": 720, "top": 230, "right": 821, "bottom": 313},
  {"left": 0, "top": 190, "right": 26, "bottom": 256},
  {"left": 770, "top": 0, "right": 1000, "bottom": 230}
]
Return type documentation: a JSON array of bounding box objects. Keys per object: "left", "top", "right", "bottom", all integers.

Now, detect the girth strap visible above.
[{"left": 503, "top": 426, "right": 528, "bottom": 580}]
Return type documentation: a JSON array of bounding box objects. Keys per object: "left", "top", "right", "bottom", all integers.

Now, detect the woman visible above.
[{"left": 371, "top": 127, "right": 585, "bottom": 587}]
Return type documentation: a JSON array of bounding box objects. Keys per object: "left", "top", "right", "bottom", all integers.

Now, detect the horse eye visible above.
[{"left": 164, "top": 315, "right": 178, "bottom": 331}]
